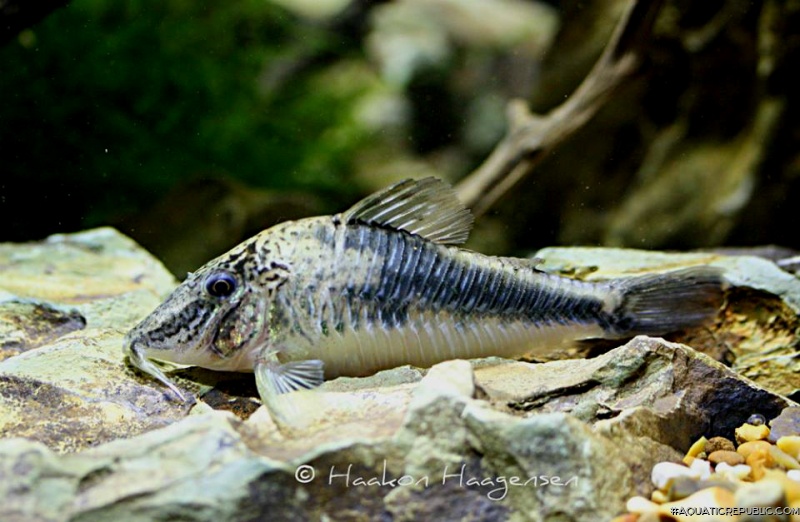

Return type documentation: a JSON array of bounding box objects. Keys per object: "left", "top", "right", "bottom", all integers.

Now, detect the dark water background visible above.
[{"left": 2, "top": 0, "right": 798, "bottom": 276}]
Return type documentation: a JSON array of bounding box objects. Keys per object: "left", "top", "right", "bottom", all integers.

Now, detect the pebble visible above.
[
  {"left": 714, "top": 462, "right": 752, "bottom": 481},
  {"left": 778, "top": 436, "right": 800, "bottom": 460},
  {"left": 660, "top": 487, "right": 736, "bottom": 522},
  {"left": 622, "top": 411, "right": 800, "bottom": 521},
  {"left": 736, "top": 422, "right": 771, "bottom": 444},
  {"left": 698, "top": 475, "right": 742, "bottom": 492},
  {"left": 626, "top": 495, "right": 659, "bottom": 514},
  {"left": 738, "top": 440, "right": 774, "bottom": 459},
  {"left": 746, "top": 448, "right": 773, "bottom": 481},
  {"left": 705, "top": 436, "right": 736, "bottom": 453},
  {"left": 767, "top": 407, "right": 800, "bottom": 443},
  {"left": 651, "top": 489, "right": 669, "bottom": 503},
  {"left": 683, "top": 436, "right": 708, "bottom": 464},
  {"left": 708, "top": 450, "right": 745, "bottom": 466},
  {"left": 689, "top": 458, "right": 712, "bottom": 479},
  {"left": 735, "top": 479, "right": 786, "bottom": 508},
  {"left": 770, "top": 444, "right": 800, "bottom": 470},
  {"left": 762, "top": 469, "right": 800, "bottom": 504},
  {"left": 651, "top": 461, "right": 699, "bottom": 490},
  {"left": 667, "top": 476, "right": 703, "bottom": 501}
]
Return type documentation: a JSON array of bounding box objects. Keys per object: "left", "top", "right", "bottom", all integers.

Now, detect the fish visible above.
[{"left": 125, "top": 177, "right": 724, "bottom": 420}]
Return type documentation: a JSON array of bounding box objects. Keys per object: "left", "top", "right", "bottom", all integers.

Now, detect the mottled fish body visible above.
[{"left": 125, "top": 178, "right": 724, "bottom": 414}]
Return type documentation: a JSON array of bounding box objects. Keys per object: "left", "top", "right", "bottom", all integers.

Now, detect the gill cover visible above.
[{"left": 212, "top": 290, "right": 268, "bottom": 359}]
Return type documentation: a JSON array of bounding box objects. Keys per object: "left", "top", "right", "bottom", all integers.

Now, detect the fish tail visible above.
[{"left": 607, "top": 266, "right": 725, "bottom": 337}]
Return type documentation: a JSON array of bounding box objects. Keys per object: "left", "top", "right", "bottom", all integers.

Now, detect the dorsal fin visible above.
[{"left": 341, "top": 177, "right": 473, "bottom": 245}]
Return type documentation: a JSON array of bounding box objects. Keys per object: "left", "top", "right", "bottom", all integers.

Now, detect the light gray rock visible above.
[
  {"left": 474, "top": 336, "right": 797, "bottom": 495},
  {"left": 0, "top": 362, "right": 637, "bottom": 522},
  {"left": 0, "top": 228, "right": 189, "bottom": 451}
]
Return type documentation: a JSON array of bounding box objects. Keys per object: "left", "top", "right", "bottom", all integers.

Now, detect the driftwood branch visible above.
[{"left": 455, "top": 0, "right": 666, "bottom": 218}]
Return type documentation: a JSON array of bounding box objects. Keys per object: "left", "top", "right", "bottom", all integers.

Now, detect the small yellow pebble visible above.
[
  {"left": 651, "top": 489, "right": 669, "bottom": 503},
  {"left": 778, "top": 436, "right": 800, "bottom": 460},
  {"left": 735, "top": 423, "right": 770, "bottom": 444},
  {"left": 684, "top": 436, "right": 708, "bottom": 465},
  {"left": 747, "top": 448, "right": 774, "bottom": 481},
  {"left": 770, "top": 445, "right": 800, "bottom": 470},
  {"left": 738, "top": 440, "right": 773, "bottom": 459}
]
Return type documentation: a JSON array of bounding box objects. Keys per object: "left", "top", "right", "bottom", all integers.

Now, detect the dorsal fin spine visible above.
[{"left": 342, "top": 177, "right": 473, "bottom": 246}]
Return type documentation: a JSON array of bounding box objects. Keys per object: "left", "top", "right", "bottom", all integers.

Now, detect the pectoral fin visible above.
[
  {"left": 254, "top": 354, "right": 326, "bottom": 433},
  {"left": 255, "top": 357, "right": 325, "bottom": 396}
]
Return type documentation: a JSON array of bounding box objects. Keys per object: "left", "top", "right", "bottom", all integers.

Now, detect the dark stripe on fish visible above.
[{"left": 341, "top": 224, "right": 608, "bottom": 330}]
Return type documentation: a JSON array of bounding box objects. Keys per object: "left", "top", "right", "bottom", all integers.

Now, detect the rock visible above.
[
  {"left": 738, "top": 440, "right": 775, "bottom": 459},
  {"left": 706, "top": 436, "right": 736, "bottom": 454},
  {"left": 0, "top": 228, "right": 189, "bottom": 451},
  {"left": 0, "top": 299, "right": 86, "bottom": 362},
  {"left": 658, "top": 487, "right": 736, "bottom": 522},
  {"left": 689, "top": 459, "right": 713, "bottom": 480},
  {"left": 777, "top": 436, "right": 800, "bottom": 459},
  {"left": 769, "top": 408, "right": 800, "bottom": 442},
  {"left": 714, "top": 463, "right": 752, "bottom": 481},
  {"left": 746, "top": 448, "right": 774, "bottom": 481},
  {"left": 651, "top": 462, "right": 699, "bottom": 490},
  {"left": 666, "top": 475, "right": 703, "bottom": 501},
  {"left": 735, "top": 480, "right": 786, "bottom": 509},
  {"left": 769, "top": 445, "right": 800, "bottom": 470},
  {"left": 708, "top": 450, "right": 745, "bottom": 466},
  {"left": 763, "top": 469, "right": 800, "bottom": 505},
  {"left": 0, "top": 366, "right": 640, "bottom": 522},
  {"left": 476, "top": 336, "right": 795, "bottom": 453},
  {"left": 683, "top": 436, "right": 708, "bottom": 464},
  {"left": 736, "top": 423, "right": 771, "bottom": 444}
]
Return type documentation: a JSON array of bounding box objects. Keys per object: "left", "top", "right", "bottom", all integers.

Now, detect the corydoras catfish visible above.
[{"left": 125, "top": 178, "right": 724, "bottom": 422}]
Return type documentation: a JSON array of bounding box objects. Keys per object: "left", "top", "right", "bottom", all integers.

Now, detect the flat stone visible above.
[
  {"left": 0, "top": 228, "right": 188, "bottom": 452},
  {"left": 476, "top": 337, "right": 795, "bottom": 451},
  {"left": 0, "top": 369, "right": 641, "bottom": 522},
  {"left": 707, "top": 450, "right": 745, "bottom": 466},
  {"left": 769, "top": 407, "right": 800, "bottom": 442}
]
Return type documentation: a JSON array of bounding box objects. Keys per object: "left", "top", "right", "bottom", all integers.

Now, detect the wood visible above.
[{"left": 456, "top": 0, "right": 666, "bottom": 218}]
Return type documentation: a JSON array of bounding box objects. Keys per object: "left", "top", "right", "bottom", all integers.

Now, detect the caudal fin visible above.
[{"left": 608, "top": 266, "right": 725, "bottom": 337}]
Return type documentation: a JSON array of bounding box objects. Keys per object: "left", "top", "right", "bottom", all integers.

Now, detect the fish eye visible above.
[{"left": 204, "top": 273, "right": 237, "bottom": 298}]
